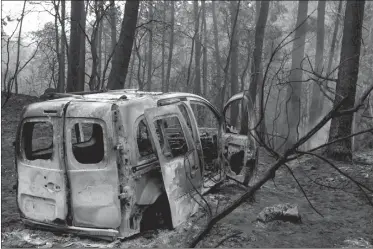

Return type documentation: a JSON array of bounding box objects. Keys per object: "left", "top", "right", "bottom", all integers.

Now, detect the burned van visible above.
[{"left": 15, "top": 89, "right": 258, "bottom": 240}]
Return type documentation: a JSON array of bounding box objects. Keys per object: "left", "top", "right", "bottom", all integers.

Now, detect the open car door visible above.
[
  {"left": 222, "top": 92, "right": 259, "bottom": 186},
  {"left": 144, "top": 105, "right": 202, "bottom": 228}
]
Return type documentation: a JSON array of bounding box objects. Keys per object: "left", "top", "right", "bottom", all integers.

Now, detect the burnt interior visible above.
[
  {"left": 137, "top": 116, "right": 190, "bottom": 159},
  {"left": 140, "top": 192, "right": 173, "bottom": 232},
  {"left": 229, "top": 150, "right": 244, "bottom": 175},
  {"left": 190, "top": 102, "right": 221, "bottom": 177},
  {"left": 200, "top": 131, "right": 218, "bottom": 166},
  {"left": 137, "top": 119, "right": 155, "bottom": 159}
]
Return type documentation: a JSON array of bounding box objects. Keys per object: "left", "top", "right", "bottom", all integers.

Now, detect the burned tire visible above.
[{"left": 140, "top": 193, "right": 173, "bottom": 232}]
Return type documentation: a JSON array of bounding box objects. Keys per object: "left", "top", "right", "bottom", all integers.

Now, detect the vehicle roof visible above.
[
  {"left": 46, "top": 89, "right": 210, "bottom": 103},
  {"left": 21, "top": 90, "right": 218, "bottom": 118}
]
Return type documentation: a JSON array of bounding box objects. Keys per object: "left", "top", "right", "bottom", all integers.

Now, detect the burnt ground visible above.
[{"left": 1, "top": 94, "right": 373, "bottom": 248}]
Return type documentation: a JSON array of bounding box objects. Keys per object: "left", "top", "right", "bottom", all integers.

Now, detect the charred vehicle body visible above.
[{"left": 15, "top": 89, "right": 258, "bottom": 240}]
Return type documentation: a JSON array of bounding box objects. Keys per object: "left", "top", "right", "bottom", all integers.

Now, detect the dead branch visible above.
[
  {"left": 295, "top": 151, "right": 373, "bottom": 193},
  {"left": 300, "top": 67, "right": 338, "bottom": 82},
  {"left": 136, "top": 19, "right": 171, "bottom": 30},
  {"left": 249, "top": 9, "right": 317, "bottom": 137},
  {"left": 100, "top": 41, "right": 118, "bottom": 89},
  {"left": 213, "top": 231, "right": 242, "bottom": 248},
  {"left": 295, "top": 151, "right": 373, "bottom": 207},
  {"left": 226, "top": 175, "right": 249, "bottom": 191},
  {"left": 284, "top": 163, "right": 324, "bottom": 217},
  {"left": 303, "top": 171, "right": 352, "bottom": 193},
  {"left": 337, "top": 83, "right": 373, "bottom": 115},
  {"left": 2, "top": 40, "right": 40, "bottom": 108},
  {"left": 188, "top": 155, "right": 287, "bottom": 248},
  {"left": 307, "top": 128, "right": 373, "bottom": 153}
]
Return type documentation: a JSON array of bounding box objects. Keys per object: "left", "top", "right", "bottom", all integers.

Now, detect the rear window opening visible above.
[
  {"left": 22, "top": 121, "right": 53, "bottom": 160},
  {"left": 71, "top": 122, "right": 104, "bottom": 164}
]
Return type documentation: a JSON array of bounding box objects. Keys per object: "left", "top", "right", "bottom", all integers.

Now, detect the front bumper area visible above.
[{"left": 22, "top": 218, "right": 119, "bottom": 241}]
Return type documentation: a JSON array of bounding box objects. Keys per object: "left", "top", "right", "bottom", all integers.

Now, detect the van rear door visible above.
[
  {"left": 64, "top": 101, "right": 121, "bottom": 229},
  {"left": 16, "top": 101, "right": 68, "bottom": 223}
]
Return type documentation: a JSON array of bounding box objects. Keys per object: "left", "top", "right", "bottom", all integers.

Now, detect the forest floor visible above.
[{"left": 1, "top": 94, "right": 373, "bottom": 248}]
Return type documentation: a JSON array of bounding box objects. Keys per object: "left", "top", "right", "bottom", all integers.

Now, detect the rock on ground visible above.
[{"left": 257, "top": 203, "right": 301, "bottom": 223}]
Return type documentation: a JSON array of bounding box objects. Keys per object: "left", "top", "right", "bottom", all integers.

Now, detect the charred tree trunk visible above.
[
  {"left": 79, "top": 3, "right": 86, "bottom": 91},
  {"left": 241, "top": 1, "right": 269, "bottom": 137},
  {"left": 165, "top": 1, "right": 175, "bottom": 92},
  {"left": 326, "top": 0, "right": 343, "bottom": 78},
  {"left": 202, "top": 0, "right": 208, "bottom": 97},
  {"left": 325, "top": 0, "right": 365, "bottom": 161},
  {"left": 135, "top": 41, "right": 143, "bottom": 90},
  {"left": 230, "top": 1, "right": 240, "bottom": 127},
  {"left": 107, "top": 0, "right": 140, "bottom": 90},
  {"left": 212, "top": 1, "right": 223, "bottom": 108},
  {"left": 240, "top": 32, "right": 251, "bottom": 92},
  {"left": 58, "top": 0, "right": 66, "bottom": 93},
  {"left": 53, "top": 1, "right": 61, "bottom": 92},
  {"left": 110, "top": 0, "right": 117, "bottom": 54},
  {"left": 88, "top": 0, "right": 101, "bottom": 91},
  {"left": 146, "top": 1, "right": 153, "bottom": 91},
  {"left": 14, "top": 0, "right": 27, "bottom": 94},
  {"left": 142, "top": 44, "right": 147, "bottom": 87},
  {"left": 128, "top": 49, "right": 135, "bottom": 88},
  {"left": 255, "top": 1, "right": 261, "bottom": 22},
  {"left": 161, "top": 2, "right": 166, "bottom": 92},
  {"left": 309, "top": 0, "right": 326, "bottom": 126},
  {"left": 283, "top": 0, "right": 309, "bottom": 150},
  {"left": 67, "top": 0, "right": 85, "bottom": 92},
  {"left": 219, "top": 1, "right": 241, "bottom": 110},
  {"left": 324, "top": 0, "right": 343, "bottom": 109},
  {"left": 97, "top": 1, "right": 103, "bottom": 90},
  {"left": 193, "top": 1, "right": 202, "bottom": 95}
]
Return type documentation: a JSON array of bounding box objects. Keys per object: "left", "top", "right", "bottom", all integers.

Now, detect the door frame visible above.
[
  {"left": 187, "top": 98, "right": 225, "bottom": 191},
  {"left": 222, "top": 92, "right": 258, "bottom": 186}
]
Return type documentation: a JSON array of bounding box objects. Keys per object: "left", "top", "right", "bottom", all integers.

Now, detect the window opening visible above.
[
  {"left": 70, "top": 122, "right": 104, "bottom": 164},
  {"left": 154, "top": 116, "right": 189, "bottom": 158},
  {"left": 22, "top": 121, "right": 53, "bottom": 160},
  {"left": 190, "top": 102, "right": 220, "bottom": 175},
  {"left": 137, "top": 119, "right": 156, "bottom": 159}
]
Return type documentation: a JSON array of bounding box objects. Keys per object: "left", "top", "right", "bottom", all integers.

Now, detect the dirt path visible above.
[{"left": 1, "top": 94, "right": 373, "bottom": 248}]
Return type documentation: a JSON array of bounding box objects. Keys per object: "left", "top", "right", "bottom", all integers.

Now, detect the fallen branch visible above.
[
  {"left": 188, "top": 156, "right": 287, "bottom": 248},
  {"left": 297, "top": 151, "right": 373, "bottom": 207},
  {"left": 284, "top": 163, "right": 324, "bottom": 217},
  {"left": 308, "top": 128, "right": 373, "bottom": 153},
  {"left": 213, "top": 231, "right": 242, "bottom": 248},
  {"left": 295, "top": 151, "right": 373, "bottom": 193},
  {"left": 226, "top": 175, "right": 249, "bottom": 191}
]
